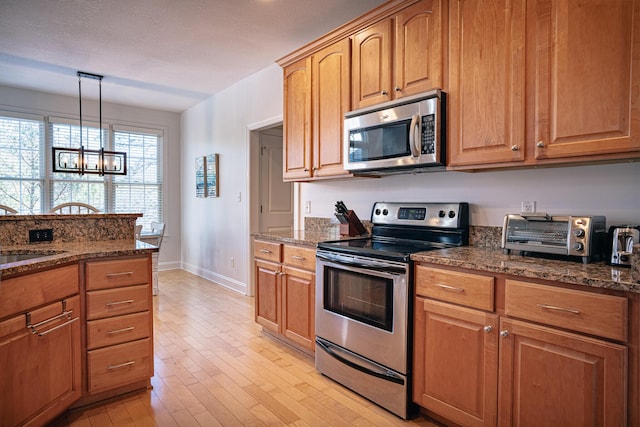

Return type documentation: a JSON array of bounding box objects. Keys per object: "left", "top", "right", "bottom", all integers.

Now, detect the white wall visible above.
[
  {"left": 0, "top": 85, "right": 182, "bottom": 269},
  {"left": 300, "top": 162, "right": 640, "bottom": 226},
  {"left": 180, "top": 64, "right": 282, "bottom": 294}
]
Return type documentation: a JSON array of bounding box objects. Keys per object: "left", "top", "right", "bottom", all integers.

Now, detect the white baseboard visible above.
[
  {"left": 157, "top": 260, "right": 181, "bottom": 271},
  {"left": 180, "top": 261, "right": 248, "bottom": 295}
]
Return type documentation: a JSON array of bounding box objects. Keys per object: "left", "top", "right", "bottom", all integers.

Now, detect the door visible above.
[
  {"left": 448, "top": 0, "right": 526, "bottom": 167},
  {"left": 352, "top": 18, "right": 393, "bottom": 109},
  {"left": 414, "top": 297, "right": 499, "bottom": 427},
  {"left": 529, "top": 0, "right": 640, "bottom": 160},
  {"left": 281, "top": 265, "right": 315, "bottom": 350},
  {"left": 394, "top": 0, "right": 445, "bottom": 98},
  {"left": 259, "top": 128, "right": 293, "bottom": 233},
  {"left": 283, "top": 57, "right": 312, "bottom": 180},
  {"left": 498, "top": 318, "right": 627, "bottom": 426}
]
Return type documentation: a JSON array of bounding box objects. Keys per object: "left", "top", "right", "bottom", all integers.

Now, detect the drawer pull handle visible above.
[
  {"left": 107, "top": 361, "right": 136, "bottom": 371},
  {"left": 107, "top": 326, "right": 135, "bottom": 335},
  {"left": 437, "top": 283, "right": 465, "bottom": 293},
  {"left": 26, "top": 299, "right": 78, "bottom": 336},
  {"left": 536, "top": 303, "right": 580, "bottom": 315},
  {"left": 259, "top": 249, "right": 272, "bottom": 253},
  {"left": 291, "top": 255, "right": 305, "bottom": 260},
  {"left": 106, "top": 271, "right": 134, "bottom": 278},
  {"left": 106, "top": 299, "right": 135, "bottom": 307}
]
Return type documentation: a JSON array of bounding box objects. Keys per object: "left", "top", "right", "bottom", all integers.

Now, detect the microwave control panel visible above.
[{"left": 421, "top": 114, "right": 436, "bottom": 154}]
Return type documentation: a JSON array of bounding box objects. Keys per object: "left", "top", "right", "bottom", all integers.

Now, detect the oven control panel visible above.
[{"left": 372, "top": 202, "right": 469, "bottom": 228}]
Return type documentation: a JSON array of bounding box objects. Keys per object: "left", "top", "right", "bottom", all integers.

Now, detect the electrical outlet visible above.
[
  {"left": 29, "top": 228, "right": 54, "bottom": 243},
  {"left": 230, "top": 257, "right": 235, "bottom": 269},
  {"left": 305, "top": 200, "right": 311, "bottom": 214},
  {"left": 521, "top": 201, "right": 536, "bottom": 213}
]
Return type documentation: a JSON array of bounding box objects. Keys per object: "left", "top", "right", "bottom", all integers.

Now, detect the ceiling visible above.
[{"left": 0, "top": 0, "right": 387, "bottom": 113}]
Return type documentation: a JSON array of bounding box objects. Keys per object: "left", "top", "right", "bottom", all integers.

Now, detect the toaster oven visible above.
[{"left": 502, "top": 213, "right": 607, "bottom": 263}]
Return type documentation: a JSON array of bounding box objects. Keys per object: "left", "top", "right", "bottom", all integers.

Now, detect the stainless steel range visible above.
[{"left": 315, "top": 202, "right": 469, "bottom": 419}]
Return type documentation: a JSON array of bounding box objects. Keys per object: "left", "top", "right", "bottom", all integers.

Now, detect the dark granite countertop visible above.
[
  {"left": 411, "top": 246, "right": 639, "bottom": 294},
  {"left": 252, "top": 229, "right": 639, "bottom": 294},
  {"left": 1, "top": 239, "right": 158, "bottom": 279},
  {"left": 251, "top": 228, "right": 349, "bottom": 248}
]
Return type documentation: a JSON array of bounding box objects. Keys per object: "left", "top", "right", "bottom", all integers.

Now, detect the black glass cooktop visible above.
[{"left": 317, "top": 237, "right": 450, "bottom": 262}]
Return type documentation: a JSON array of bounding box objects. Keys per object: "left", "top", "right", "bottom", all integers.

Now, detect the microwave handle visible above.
[{"left": 409, "top": 114, "right": 421, "bottom": 157}]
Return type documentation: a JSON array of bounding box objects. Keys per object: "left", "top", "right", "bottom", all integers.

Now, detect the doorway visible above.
[{"left": 258, "top": 126, "right": 293, "bottom": 233}]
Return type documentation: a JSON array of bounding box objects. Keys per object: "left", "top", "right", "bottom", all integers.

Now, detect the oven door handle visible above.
[
  {"left": 316, "top": 338, "right": 404, "bottom": 385},
  {"left": 316, "top": 252, "right": 406, "bottom": 275}
]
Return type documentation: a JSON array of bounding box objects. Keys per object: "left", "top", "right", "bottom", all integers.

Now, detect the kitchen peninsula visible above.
[{"left": 0, "top": 213, "right": 158, "bottom": 427}]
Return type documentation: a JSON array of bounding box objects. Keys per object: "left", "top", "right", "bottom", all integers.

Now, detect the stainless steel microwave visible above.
[{"left": 343, "top": 89, "right": 445, "bottom": 173}]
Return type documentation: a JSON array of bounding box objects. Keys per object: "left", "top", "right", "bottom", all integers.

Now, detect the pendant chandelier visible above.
[{"left": 52, "top": 71, "right": 127, "bottom": 175}]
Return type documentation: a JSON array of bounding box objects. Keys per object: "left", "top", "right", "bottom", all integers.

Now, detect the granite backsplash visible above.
[{"left": 0, "top": 214, "right": 141, "bottom": 246}]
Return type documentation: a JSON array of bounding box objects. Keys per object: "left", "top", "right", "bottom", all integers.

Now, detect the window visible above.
[
  {"left": 0, "top": 115, "right": 44, "bottom": 214},
  {"left": 112, "top": 127, "right": 163, "bottom": 231},
  {"left": 0, "top": 112, "right": 164, "bottom": 227}
]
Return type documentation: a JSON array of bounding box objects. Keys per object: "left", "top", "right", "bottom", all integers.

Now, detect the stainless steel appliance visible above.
[
  {"left": 502, "top": 213, "right": 607, "bottom": 263},
  {"left": 343, "top": 90, "right": 445, "bottom": 174},
  {"left": 608, "top": 225, "right": 640, "bottom": 266},
  {"left": 315, "top": 202, "right": 469, "bottom": 419}
]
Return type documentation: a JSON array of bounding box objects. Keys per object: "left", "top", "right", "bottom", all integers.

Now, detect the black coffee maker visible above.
[{"left": 608, "top": 225, "right": 640, "bottom": 267}]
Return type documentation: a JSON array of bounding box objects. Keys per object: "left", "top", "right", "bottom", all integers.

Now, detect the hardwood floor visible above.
[{"left": 52, "top": 270, "right": 440, "bottom": 427}]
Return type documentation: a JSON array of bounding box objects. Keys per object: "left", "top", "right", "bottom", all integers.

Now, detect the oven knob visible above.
[
  {"left": 382, "top": 209, "right": 388, "bottom": 215},
  {"left": 573, "top": 242, "right": 584, "bottom": 251},
  {"left": 448, "top": 210, "right": 456, "bottom": 218},
  {"left": 574, "top": 229, "right": 585, "bottom": 238},
  {"left": 438, "top": 210, "right": 446, "bottom": 218},
  {"left": 375, "top": 209, "right": 381, "bottom": 215}
]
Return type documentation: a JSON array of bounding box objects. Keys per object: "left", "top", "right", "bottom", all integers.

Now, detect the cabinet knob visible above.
[
  {"left": 484, "top": 326, "right": 493, "bottom": 333},
  {"left": 536, "top": 141, "right": 545, "bottom": 148},
  {"left": 511, "top": 145, "right": 520, "bottom": 151},
  {"left": 395, "top": 87, "right": 402, "bottom": 92},
  {"left": 500, "top": 330, "right": 509, "bottom": 338},
  {"left": 381, "top": 90, "right": 388, "bottom": 96}
]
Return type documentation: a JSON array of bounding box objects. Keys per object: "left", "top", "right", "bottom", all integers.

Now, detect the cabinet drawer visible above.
[
  {"left": 505, "top": 280, "right": 628, "bottom": 342},
  {"left": 0, "top": 264, "right": 79, "bottom": 320},
  {"left": 86, "top": 284, "right": 150, "bottom": 320},
  {"left": 283, "top": 245, "right": 315, "bottom": 271},
  {"left": 87, "top": 338, "right": 152, "bottom": 394},
  {"left": 87, "top": 311, "right": 150, "bottom": 350},
  {"left": 415, "top": 265, "right": 495, "bottom": 311},
  {"left": 254, "top": 240, "right": 282, "bottom": 263},
  {"left": 86, "top": 257, "right": 150, "bottom": 290}
]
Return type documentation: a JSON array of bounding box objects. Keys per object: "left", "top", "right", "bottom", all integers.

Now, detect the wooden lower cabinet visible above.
[
  {"left": 413, "top": 297, "right": 498, "bottom": 427},
  {"left": 498, "top": 318, "right": 627, "bottom": 427},
  {"left": 254, "top": 239, "right": 315, "bottom": 352},
  {"left": 78, "top": 255, "right": 153, "bottom": 405},
  {"left": 413, "top": 264, "right": 631, "bottom": 426},
  {"left": 0, "top": 265, "right": 81, "bottom": 427}
]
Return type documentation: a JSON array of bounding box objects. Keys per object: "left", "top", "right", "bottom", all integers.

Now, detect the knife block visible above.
[{"left": 339, "top": 210, "right": 368, "bottom": 237}]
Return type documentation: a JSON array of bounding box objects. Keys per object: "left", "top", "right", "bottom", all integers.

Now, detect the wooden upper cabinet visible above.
[
  {"left": 311, "top": 39, "right": 351, "bottom": 178},
  {"left": 283, "top": 57, "right": 312, "bottom": 180},
  {"left": 352, "top": 18, "right": 393, "bottom": 109},
  {"left": 529, "top": 0, "right": 640, "bottom": 161},
  {"left": 448, "top": 0, "right": 527, "bottom": 167},
  {"left": 394, "top": 0, "right": 445, "bottom": 98},
  {"left": 352, "top": 0, "right": 445, "bottom": 110}
]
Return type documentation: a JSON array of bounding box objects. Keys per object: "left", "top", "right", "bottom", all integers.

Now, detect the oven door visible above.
[{"left": 315, "top": 250, "right": 409, "bottom": 374}]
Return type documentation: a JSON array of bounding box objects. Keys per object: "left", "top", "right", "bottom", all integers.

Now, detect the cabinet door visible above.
[
  {"left": 255, "top": 259, "right": 281, "bottom": 333},
  {"left": 281, "top": 266, "right": 315, "bottom": 351},
  {"left": 414, "top": 298, "right": 499, "bottom": 427},
  {"left": 394, "top": 0, "right": 445, "bottom": 98},
  {"left": 448, "top": 0, "right": 526, "bottom": 167},
  {"left": 0, "top": 296, "right": 81, "bottom": 427},
  {"left": 312, "top": 39, "right": 351, "bottom": 178},
  {"left": 283, "top": 57, "right": 312, "bottom": 180},
  {"left": 498, "top": 318, "right": 627, "bottom": 427},
  {"left": 352, "top": 18, "right": 393, "bottom": 109},
  {"left": 529, "top": 0, "right": 640, "bottom": 161}
]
